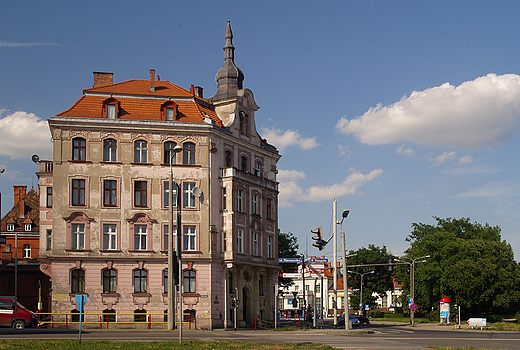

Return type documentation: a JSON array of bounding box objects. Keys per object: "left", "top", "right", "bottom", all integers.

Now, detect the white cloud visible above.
[
  {"left": 0, "top": 111, "right": 52, "bottom": 159},
  {"left": 428, "top": 151, "right": 457, "bottom": 166},
  {"left": 396, "top": 144, "right": 415, "bottom": 157},
  {"left": 261, "top": 127, "right": 319, "bottom": 151},
  {"left": 278, "top": 168, "right": 384, "bottom": 207},
  {"left": 338, "top": 144, "right": 352, "bottom": 158},
  {"left": 0, "top": 40, "right": 60, "bottom": 48},
  {"left": 458, "top": 155, "right": 474, "bottom": 165},
  {"left": 455, "top": 181, "right": 520, "bottom": 199},
  {"left": 336, "top": 74, "right": 520, "bottom": 151}
]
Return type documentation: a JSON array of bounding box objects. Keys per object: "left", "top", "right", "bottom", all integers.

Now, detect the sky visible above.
[{"left": 2, "top": 1, "right": 520, "bottom": 259}]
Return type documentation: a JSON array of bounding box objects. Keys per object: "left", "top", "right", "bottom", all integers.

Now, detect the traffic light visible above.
[
  {"left": 172, "top": 251, "right": 179, "bottom": 285},
  {"left": 231, "top": 299, "right": 236, "bottom": 308},
  {"left": 292, "top": 298, "right": 298, "bottom": 307},
  {"left": 311, "top": 226, "right": 326, "bottom": 251},
  {"left": 387, "top": 258, "right": 394, "bottom": 272}
]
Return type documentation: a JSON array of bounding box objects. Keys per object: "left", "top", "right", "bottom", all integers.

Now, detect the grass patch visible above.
[
  {"left": 0, "top": 340, "right": 334, "bottom": 350},
  {"left": 431, "top": 347, "right": 504, "bottom": 350}
]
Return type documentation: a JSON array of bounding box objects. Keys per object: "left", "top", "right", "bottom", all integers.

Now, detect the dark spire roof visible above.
[{"left": 213, "top": 21, "right": 244, "bottom": 101}]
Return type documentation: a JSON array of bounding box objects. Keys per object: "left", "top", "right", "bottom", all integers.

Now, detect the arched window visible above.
[
  {"left": 164, "top": 141, "right": 178, "bottom": 164},
  {"left": 71, "top": 269, "right": 85, "bottom": 293},
  {"left": 241, "top": 156, "right": 249, "bottom": 172},
  {"left": 22, "top": 244, "right": 31, "bottom": 258},
  {"left": 103, "top": 139, "right": 117, "bottom": 162},
  {"left": 225, "top": 150, "right": 232, "bottom": 167},
  {"left": 103, "top": 269, "right": 117, "bottom": 293},
  {"left": 134, "top": 140, "right": 148, "bottom": 163},
  {"left": 72, "top": 137, "right": 86, "bottom": 161},
  {"left": 133, "top": 269, "right": 147, "bottom": 293},
  {"left": 183, "top": 270, "right": 196, "bottom": 293},
  {"left": 183, "top": 142, "right": 196, "bottom": 165}
]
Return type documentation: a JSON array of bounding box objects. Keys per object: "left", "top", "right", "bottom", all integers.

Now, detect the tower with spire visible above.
[{"left": 213, "top": 21, "right": 244, "bottom": 101}]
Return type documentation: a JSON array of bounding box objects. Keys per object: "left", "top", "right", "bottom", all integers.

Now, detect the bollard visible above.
[
  {"left": 51, "top": 315, "right": 54, "bottom": 329},
  {"left": 255, "top": 317, "right": 257, "bottom": 331},
  {"left": 189, "top": 314, "right": 191, "bottom": 330},
  {"left": 148, "top": 314, "right": 151, "bottom": 329},
  {"left": 66, "top": 314, "right": 68, "bottom": 329},
  {"left": 100, "top": 316, "right": 102, "bottom": 329}
]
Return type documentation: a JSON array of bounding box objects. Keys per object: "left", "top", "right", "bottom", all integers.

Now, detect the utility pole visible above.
[{"left": 333, "top": 199, "right": 338, "bottom": 329}]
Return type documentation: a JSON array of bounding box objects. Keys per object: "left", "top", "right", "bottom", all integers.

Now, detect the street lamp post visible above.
[
  {"left": 168, "top": 145, "right": 183, "bottom": 335},
  {"left": 397, "top": 255, "right": 430, "bottom": 326},
  {"left": 347, "top": 270, "right": 374, "bottom": 316},
  {"left": 339, "top": 209, "right": 349, "bottom": 330}
]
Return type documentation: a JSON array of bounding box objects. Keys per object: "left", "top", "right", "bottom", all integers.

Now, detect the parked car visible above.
[
  {"left": 337, "top": 314, "right": 362, "bottom": 327},
  {"left": 0, "top": 297, "right": 39, "bottom": 329}
]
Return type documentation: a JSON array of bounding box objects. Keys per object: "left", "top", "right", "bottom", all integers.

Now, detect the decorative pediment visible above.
[
  {"left": 250, "top": 217, "right": 263, "bottom": 230},
  {"left": 63, "top": 212, "right": 94, "bottom": 223},
  {"left": 127, "top": 213, "right": 157, "bottom": 224}
]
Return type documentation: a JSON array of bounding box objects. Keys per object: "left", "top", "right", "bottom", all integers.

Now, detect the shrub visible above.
[{"left": 369, "top": 310, "right": 384, "bottom": 318}]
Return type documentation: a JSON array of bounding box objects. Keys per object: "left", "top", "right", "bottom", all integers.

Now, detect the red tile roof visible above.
[{"left": 57, "top": 79, "right": 223, "bottom": 127}]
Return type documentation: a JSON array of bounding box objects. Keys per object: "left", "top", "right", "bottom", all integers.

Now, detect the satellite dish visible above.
[
  {"left": 191, "top": 186, "right": 202, "bottom": 198},
  {"left": 32, "top": 155, "right": 40, "bottom": 163},
  {"left": 267, "top": 172, "right": 275, "bottom": 180}
]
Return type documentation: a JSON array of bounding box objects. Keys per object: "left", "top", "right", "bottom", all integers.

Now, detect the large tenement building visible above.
[{"left": 39, "top": 21, "right": 280, "bottom": 329}]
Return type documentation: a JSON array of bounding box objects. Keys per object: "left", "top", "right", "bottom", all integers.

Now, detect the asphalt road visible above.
[{"left": 1, "top": 322, "right": 519, "bottom": 349}]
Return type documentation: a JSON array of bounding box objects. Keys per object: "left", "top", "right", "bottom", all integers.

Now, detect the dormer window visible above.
[
  {"left": 25, "top": 223, "right": 32, "bottom": 232},
  {"left": 161, "top": 101, "right": 178, "bottom": 121},
  {"left": 7, "top": 223, "right": 14, "bottom": 231},
  {"left": 103, "top": 98, "right": 119, "bottom": 119}
]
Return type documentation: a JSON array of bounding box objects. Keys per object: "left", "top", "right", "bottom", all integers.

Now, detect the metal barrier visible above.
[{"left": 36, "top": 312, "right": 196, "bottom": 330}]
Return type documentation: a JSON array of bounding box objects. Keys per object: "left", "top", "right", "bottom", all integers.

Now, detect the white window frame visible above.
[
  {"left": 23, "top": 244, "right": 31, "bottom": 258},
  {"left": 237, "top": 189, "right": 243, "bottom": 212},
  {"left": 71, "top": 223, "right": 85, "bottom": 250},
  {"left": 134, "top": 140, "right": 148, "bottom": 163},
  {"left": 7, "top": 223, "right": 14, "bottom": 231},
  {"left": 183, "top": 225, "right": 196, "bottom": 251},
  {"left": 103, "top": 224, "right": 117, "bottom": 250},
  {"left": 267, "top": 235, "right": 273, "bottom": 258},
  {"left": 237, "top": 229, "right": 244, "bottom": 253},
  {"left": 134, "top": 224, "right": 147, "bottom": 250},
  {"left": 183, "top": 182, "right": 197, "bottom": 208},
  {"left": 24, "top": 223, "right": 31, "bottom": 232},
  {"left": 252, "top": 232, "right": 258, "bottom": 256}
]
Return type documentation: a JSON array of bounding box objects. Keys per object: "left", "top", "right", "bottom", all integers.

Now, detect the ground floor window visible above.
[
  {"left": 134, "top": 309, "right": 147, "bottom": 322},
  {"left": 102, "top": 309, "right": 116, "bottom": 322}
]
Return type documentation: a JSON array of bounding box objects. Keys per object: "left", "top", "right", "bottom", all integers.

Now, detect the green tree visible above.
[
  {"left": 401, "top": 217, "right": 520, "bottom": 316},
  {"left": 345, "top": 244, "right": 395, "bottom": 310},
  {"left": 278, "top": 231, "right": 301, "bottom": 288}
]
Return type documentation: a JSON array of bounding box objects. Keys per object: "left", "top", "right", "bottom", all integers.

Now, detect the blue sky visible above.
[{"left": 2, "top": 1, "right": 520, "bottom": 259}]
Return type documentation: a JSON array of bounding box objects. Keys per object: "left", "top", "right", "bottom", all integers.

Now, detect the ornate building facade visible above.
[{"left": 39, "top": 22, "right": 280, "bottom": 329}]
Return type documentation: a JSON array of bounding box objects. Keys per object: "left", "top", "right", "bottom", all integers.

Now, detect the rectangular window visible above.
[
  {"left": 252, "top": 194, "right": 258, "bottom": 215},
  {"left": 103, "top": 180, "right": 117, "bottom": 207},
  {"left": 183, "top": 270, "right": 196, "bottom": 293},
  {"left": 46, "top": 187, "right": 53, "bottom": 208},
  {"left": 267, "top": 235, "right": 273, "bottom": 258},
  {"left": 107, "top": 104, "right": 116, "bottom": 119},
  {"left": 166, "top": 108, "right": 174, "bottom": 121},
  {"left": 222, "top": 187, "right": 227, "bottom": 210},
  {"left": 103, "top": 224, "right": 117, "bottom": 250},
  {"left": 134, "top": 141, "right": 148, "bottom": 163},
  {"left": 183, "top": 225, "right": 196, "bottom": 251},
  {"left": 71, "top": 223, "right": 85, "bottom": 250},
  {"left": 46, "top": 229, "right": 52, "bottom": 251},
  {"left": 222, "top": 231, "right": 227, "bottom": 252},
  {"left": 134, "top": 225, "right": 147, "bottom": 250},
  {"left": 237, "top": 229, "right": 243, "bottom": 253},
  {"left": 267, "top": 198, "right": 273, "bottom": 220},
  {"left": 183, "top": 182, "right": 196, "bottom": 208},
  {"left": 71, "top": 179, "right": 85, "bottom": 206},
  {"left": 163, "top": 224, "right": 177, "bottom": 251},
  {"left": 252, "top": 232, "right": 258, "bottom": 255},
  {"left": 237, "top": 190, "right": 242, "bottom": 212},
  {"left": 134, "top": 181, "right": 147, "bottom": 207},
  {"left": 163, "top": 181, "right": 177, "bottom": 208}
]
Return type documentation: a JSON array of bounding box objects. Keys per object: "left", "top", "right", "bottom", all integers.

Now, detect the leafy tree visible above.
[
  {"left": 400, "top": 217, "right": 520, "bottom": 317},
  {"left": 278, "top": 231, "right": 301, "bottom": 288},
  {"left": 345, "top": 244, "right": 396, "bottom": 310}
]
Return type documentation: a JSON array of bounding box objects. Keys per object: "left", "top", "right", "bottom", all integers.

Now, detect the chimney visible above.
[
  {"left": 150, "top": 69, "right": 155, "bottom": 92},
  {"left": 194, "top": 86, "right": 204, "bottom": 98},
  {"left": 93, "top": 72, "right": 114, "bottom": 88},
  {"left": 13, "top": 185, "right": 27, "bottom": 218}
]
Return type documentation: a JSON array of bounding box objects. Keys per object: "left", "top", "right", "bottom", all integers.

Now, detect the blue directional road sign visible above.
[{"left": 305, "top": 258, "right": 328, "bottom": 263}]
